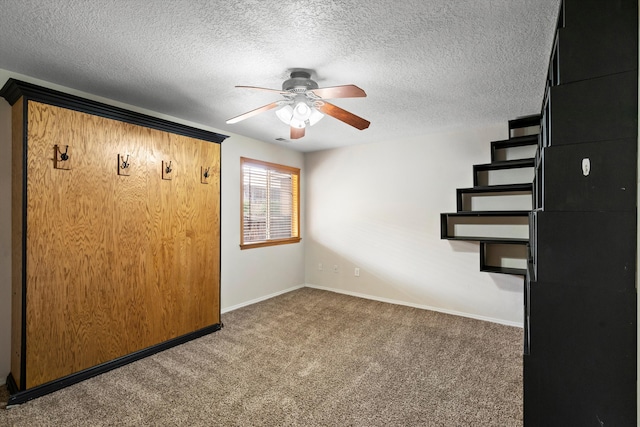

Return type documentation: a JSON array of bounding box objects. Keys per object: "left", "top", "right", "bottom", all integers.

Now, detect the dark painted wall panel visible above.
[
  {"left": 526, "top": 281, "right": 636, "bottom": 426},
  {"left": 558, "top": 0, "right": 638, "bottom": 83},
  {"left": 543, "top": 139, "right": 637, "bottom": 212},
  {"left": 536, "top": 211, "right": 636, "bottom": 290},
  {"left": 550, "top": 71, "right": 638, "bottom": 145}
]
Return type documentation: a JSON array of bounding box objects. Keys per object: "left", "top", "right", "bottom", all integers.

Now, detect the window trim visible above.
[{"left": 240, "top": 157, "right": 301, "bottom": 250}]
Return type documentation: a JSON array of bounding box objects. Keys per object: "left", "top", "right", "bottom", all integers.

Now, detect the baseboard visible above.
[
  {"left": 304, "top": 284, "right": 524, "bottom": 328},
  {"left": 221, "top": 284, "right": 305, "bottom": 314},
  {"left": 6, "top": 323, "right": 222, "bottom": 407}
]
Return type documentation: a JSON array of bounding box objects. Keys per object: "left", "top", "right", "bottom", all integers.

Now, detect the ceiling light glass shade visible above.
[
  {"left": 292, "top": 102, "right": 311, "bottom": 121},
  {"left": 308, "top": 108, "right": 324, "bottom": 126},
  {"left": 276, "top": 102, "right": 324, "bottom": 128},
  {"left": 290, "top": 118, "right": 306, "bottom": 129},
  {"left": 275, "top": 105, "right": 293, "bottom": 124}
]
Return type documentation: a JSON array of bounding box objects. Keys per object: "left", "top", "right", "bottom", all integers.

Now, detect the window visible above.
[{"left": 240, "top": 157, "right": 301, "bottom": 249}]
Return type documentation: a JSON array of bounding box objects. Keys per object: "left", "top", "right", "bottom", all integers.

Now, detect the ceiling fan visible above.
[{"left": 226, "top": 70, "right": 370, "bottom": 140}]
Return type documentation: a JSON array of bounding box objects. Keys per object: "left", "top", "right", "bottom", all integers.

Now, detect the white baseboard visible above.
[
  {"left": 305, "top": 284, "right": 524, "bottom": 328},
  {"left": 220, "top": 284, "right": 305, "bottom": 314}
]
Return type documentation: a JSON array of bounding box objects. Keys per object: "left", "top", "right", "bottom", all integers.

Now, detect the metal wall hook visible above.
[
  {"left": 165, "top": 161, "right": 172, "bottom": 174},
  {"left": 203, "top": 166, "right": 210, "bottom": 178},
  {"left": 120, "top": 154, "right": 130, "bottom": 169},
  {"left": 58, "top": 145, "right": 69, "bottom": 161},
  {"left": 53, "top": 144, "right": 72, "bottom": 170}
]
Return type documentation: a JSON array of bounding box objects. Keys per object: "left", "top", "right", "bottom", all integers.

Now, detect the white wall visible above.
[
  {"left": 304, "top": 126, "right": 525, "bottom": 326},
  {"left": 0, "top": 69, "right": 305, "bottom": 385},
  {"left": 220, "top": 135, "right": 305, "bottom": 311}
]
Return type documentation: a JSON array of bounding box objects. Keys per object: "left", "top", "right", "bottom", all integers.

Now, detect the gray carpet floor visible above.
[{"left": 0, "top": 287, "right": 523, "bottom": 426}]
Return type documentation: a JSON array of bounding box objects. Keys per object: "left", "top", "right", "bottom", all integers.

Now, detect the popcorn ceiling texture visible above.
[{"left": 0, "top": 0, "right": 560, "bottom": 151}]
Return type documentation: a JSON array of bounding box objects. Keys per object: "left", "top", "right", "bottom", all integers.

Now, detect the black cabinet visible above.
[
  {"left": 526, "top": 282, "right": 636, "bottom": 426},
  {"left": 542, "top": 139, "right": 637, "bottom": 212},
  {"left": 550, "top": 71, "right": 638, "bottom": 145},
  {"left": 524, "top": 0, "right": 637, "bottom": 424},
  {"left": 557, "top": 0, "right": 638, "bottom": 83},
  {"left": 535, "top": 211, "right": 636, "bottom": 290}
]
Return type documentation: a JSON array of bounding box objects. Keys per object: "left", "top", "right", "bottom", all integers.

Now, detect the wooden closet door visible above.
[{"left": 24, "top": 101, "right": 220, "bottom": 388}]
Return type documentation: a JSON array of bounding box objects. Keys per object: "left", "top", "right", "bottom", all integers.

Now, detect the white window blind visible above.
[{"left": 241, "top": 158, "right": 300, "bottom": 248}]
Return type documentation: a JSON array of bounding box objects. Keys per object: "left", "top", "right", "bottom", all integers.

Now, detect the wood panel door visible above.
[{"left": 23, "top": 101, "right": 220, "bottom": 388}]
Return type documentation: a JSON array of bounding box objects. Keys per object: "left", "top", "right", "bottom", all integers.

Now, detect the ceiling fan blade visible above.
[
  {"left": 317, "top": 102, "right": 370, "bottom": 130},
  {"left": 290, "top": 126, "right": 305, "bottom": 139},
  {"left": 226, "top": 102, "right": 280, "bottom": 124},
  {"left": 235, "top": 85, "right": 289, "bottom": 95},
  {"left": 309, "top": 85, "right": 366, "bottom": 99}
]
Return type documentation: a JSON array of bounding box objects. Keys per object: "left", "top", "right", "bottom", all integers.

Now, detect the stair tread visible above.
[
  {"left": 481, "top": 239, "right": 530, "bottom": 245},
  {"left": 474, "top": 158, "right": 536, "bottom": 170},
  {"left": 457, "top": 183, "right": 533, "bottom": 193},
  {"left": 443, "top": 210, "right": 531, "bottom": 216},
  {"left": 491, "top": 134, "right": 539, "bottom": 148},
  {"left": 442, "top": 236, "right": 529, "bottom": 243},
  {"left": 508, "top": 115, "right": 541, "bottom": 130},
  {"left": 480, "top": 265, "right": 527, "bottom": 275}
]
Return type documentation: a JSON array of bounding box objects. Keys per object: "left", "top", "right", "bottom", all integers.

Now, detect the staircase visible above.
[{"left": 440, "top": 115, "right": 540, "bottom": 275}]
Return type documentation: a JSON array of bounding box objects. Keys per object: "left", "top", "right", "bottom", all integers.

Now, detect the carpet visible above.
[{"left": 0, "top": 287, "right": 522, "bottom": 426}]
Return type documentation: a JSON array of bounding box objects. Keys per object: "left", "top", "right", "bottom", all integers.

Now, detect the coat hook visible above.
[
  {"left": 165, "top": 161, "right": 172, "bottom": 174},
  {"left": 54, "top": 144, "right": 71, "bottom": 170},
  {"left": 203, "top": 166, "right": 210, "bottom": 178},
  {"left": 58, "top": 145, "right": 69, "bottom": 161},
  {"left": 120, "top": 154, "right": 130, "bottom": 169}
]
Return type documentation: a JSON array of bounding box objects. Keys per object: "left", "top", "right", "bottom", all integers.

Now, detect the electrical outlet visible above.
[
  {"left": 354, "top": 267, "right": 360, "bottom": 277},
  {"left": 318, "top": 263, "right": 323, "bottom": 271},
  {"left": 333, "top": 265, "right": 338, "bottom": 273}
]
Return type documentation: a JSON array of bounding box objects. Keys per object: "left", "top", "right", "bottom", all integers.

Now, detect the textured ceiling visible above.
[{"left": 0, "top": 0, "right": 560, "bottom": 152}]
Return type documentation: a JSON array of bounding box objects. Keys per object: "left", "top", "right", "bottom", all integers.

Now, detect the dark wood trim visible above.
[
  {"left": 6, "top": 372, "right": 19, "bottom": 396},
  {"left": 0, "top": 79, "right": 229, "bottom": 144},
  {"left": 7, "top": 323, "right": 222, "bottom": 407}
]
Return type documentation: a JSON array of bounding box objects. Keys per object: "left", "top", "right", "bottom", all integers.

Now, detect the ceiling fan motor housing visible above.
[{"left": 282, "top": 71, "right": 318, "bottom": 93}]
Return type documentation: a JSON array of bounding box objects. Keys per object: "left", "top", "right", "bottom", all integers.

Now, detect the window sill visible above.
[{"left": 240, "top": 237, "right": 302, "bottom": 250}]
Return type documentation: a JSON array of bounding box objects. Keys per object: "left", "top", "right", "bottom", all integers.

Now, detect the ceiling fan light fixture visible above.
[
  {"left": 228, "top": 70, "right": 369, "bottom": 139},
  {"left": 276, "top": 101, "right": 324, "bottom": 128},
  {"left": 290, "top": 118, "right": 306, "bottom": 129},
  {"left": 275, "top": 105, "right": 293, "bottom": 124},
  {"left": 308, "top": 108, "right": 324, "bottom": 126},
  {"left": 292, "top": 101, "right": 311, "bottom": 121}
]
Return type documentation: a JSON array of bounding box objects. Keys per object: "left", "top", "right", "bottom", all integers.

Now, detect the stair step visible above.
[
  {"left": 491, "top": 135, "right": 539, "bottom": 162},
  {"left": 480, "top": 265, "right": 528, "bottom": 275},
  {"left": 456, "top": 184, "right": 533, "bottom": 212},
  {"left": 473, "top": 158, "right": 535, "bottom": 186},
  {"left": 480, "top": 241, "right": 528, "bottom": 276},
  {"left": 509, "top": 115, "right": 541, "bottom": 138},
  {"left": 458, "top": 183, "right": 533, "bottom": 193},
  {"left": 440, "top": 212, "right": 530, "bottom": 242},
  {"left": 491, "top": 134, "right": 539, "bottom": 149}
]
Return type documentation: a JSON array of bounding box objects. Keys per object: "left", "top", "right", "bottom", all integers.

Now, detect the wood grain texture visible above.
[
  {"left": 23, "top": 101, "right": 220, "bottom": 388},
  {"left": 11, "top": 98, "right": 24, "bottom": 388}
]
